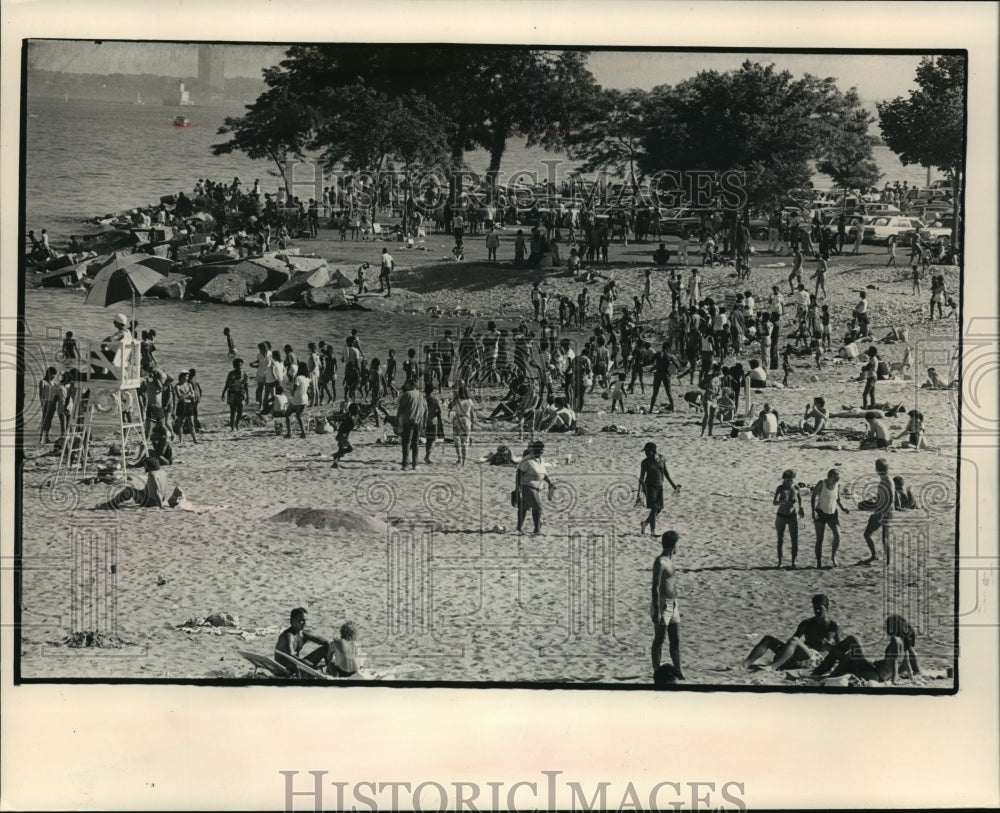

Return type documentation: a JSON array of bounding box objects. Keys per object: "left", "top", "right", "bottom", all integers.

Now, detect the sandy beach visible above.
[{"left": 18, "top": 225, "right": 960, "bottom": 687}]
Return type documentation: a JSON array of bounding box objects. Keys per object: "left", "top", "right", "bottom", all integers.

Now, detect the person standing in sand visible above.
[
  {"left": 636, "top": 442, "right": 680, "bottom": 536},
  {"left": 742, "top": 593, "right": 839, "bottom": 671},
  {"left": 515, "top": 439, "right": 556, "bottom": 535},
  {"left": 396, "top": 379, "right": 427, "bottom": 471},
  {"left": 861, "top": 457, "right": 894, "bottom": 566},
  {"left": 651, "top": 530, "right": 684, "bottom": 678},
  {"left": 221, "top": 358, "right": 249, "bottom": 431},
  {"left": 811, "top": 468, "right": 850, "bottom": 568},
  {"left": 773, "top": 468, "right": 804, "bottom": 568},
  {"left": 450, "top": 383, "right": 476, "bottom": 466}
]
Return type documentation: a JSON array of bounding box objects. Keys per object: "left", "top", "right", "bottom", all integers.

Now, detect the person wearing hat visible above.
[
  {"left": 91, "top": 312, "right": 135, "bottom": 381},
  {"left": 635, "top": 442, "right": 680, "bottom": 537},
  {"left": 514, "top": 440, "right": 556, "bottom": 534},
  {"left": 773, "top": 468, "right": 804, "bottom": 568}
]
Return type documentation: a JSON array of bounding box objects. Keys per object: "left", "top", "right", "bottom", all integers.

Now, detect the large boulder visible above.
[
  {"left": 269, "top": 507, "right": 388, "bottom": 534},
  {"left": 285, "top": 256, "right": 328, "bottom": 274},
  {"left": 328, "top": 268, "right": 355, "bottom": 288},
  {"left": 230, "top": 256, "right": 292, "bottom": 292},
  {"left": 147, "top": 273, "right": 188, "bottom": 300},
  {"left": 301, "top": 285, "right": 352, "bottom": 309},
  {"left": 240, "top": 291, "right": 272, "bottom": 308},
  {"left": 184, "top": 260, "right": 238, "bottom": 292},
  {"left": 194, "top": 272, "right": 249, "bottom": 304},
  {"left": 271, "top": 264, "right": 331, "bottom": 302}
]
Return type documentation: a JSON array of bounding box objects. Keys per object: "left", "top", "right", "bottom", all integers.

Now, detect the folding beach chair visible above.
[
  {"left": 371, "top": 223, "right": 383, "bottom": 239},
  {"left": 274, "top": 650, "right": 334, "bottom": 680},
  {"left": 238, "top": 650, "right": 291, "bottom": 678}
]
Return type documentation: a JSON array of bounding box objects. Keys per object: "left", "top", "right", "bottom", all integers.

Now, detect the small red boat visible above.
[{"left": 172, "top": 116, "right": 190, "bottom": 128}]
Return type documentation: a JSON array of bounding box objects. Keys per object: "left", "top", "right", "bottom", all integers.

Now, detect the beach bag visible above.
[
  {"left": 314, "top": 417, "right": 332, "bottom": 434},
  {"left": 842, "top": 342, "right": 860, "bottom": 360}
]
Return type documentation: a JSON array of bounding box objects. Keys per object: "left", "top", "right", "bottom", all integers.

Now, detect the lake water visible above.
[{"left": 24, "top": 96, "right": 938, "bottom": 245}]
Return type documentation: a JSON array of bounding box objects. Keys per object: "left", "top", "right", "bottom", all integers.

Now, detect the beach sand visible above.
[{"left": 18, "top": 227, "right": 960, "bottom": 687}]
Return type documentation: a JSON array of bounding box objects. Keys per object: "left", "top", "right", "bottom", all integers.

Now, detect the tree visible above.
[
  {"left": 638, "top": 61, "right": 877, "bottom": 212},
  {"left": 310, "top": 85, "right": 450, "bottom": 174},
  {"left": 815, "top": 91, "right": 881, "bottom": 208},
  {"left": 213, "top": 46, "right": 597, "bottom": 195},
  {"left": 877, "top": 55, "right": 965, "bottom": 246},
  {"left": 212, "top": 68, "right": 316, "bottom": 194},
  {"left": 567, "top": 88, "right": 650, "bottom": 180}
]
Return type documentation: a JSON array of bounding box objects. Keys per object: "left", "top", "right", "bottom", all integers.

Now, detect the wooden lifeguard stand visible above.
[{"left": 54, "top": 337, "right": 147, "bottom": 484}]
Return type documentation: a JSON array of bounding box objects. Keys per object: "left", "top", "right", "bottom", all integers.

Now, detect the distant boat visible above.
[
  {"left": 172, "top": 116, "right": 190, "bottom": 128},
  {"left": 136, "top": 92, "right": 145, "bottom": 105}
]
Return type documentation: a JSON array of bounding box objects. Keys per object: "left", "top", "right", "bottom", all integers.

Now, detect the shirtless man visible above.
[
  {"left": 651, "top": 531, "right": 684, "bottom": 678},
  {"left": 274, "top": 607, "right": 330, "bottom": 670},
  {"left": 743, "top": 594, "right": 840, "bottom": 670}
]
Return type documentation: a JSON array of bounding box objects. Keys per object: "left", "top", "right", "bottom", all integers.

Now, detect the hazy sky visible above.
[{"left": 27, "top": 40, "right": 927, "bottom": 102}]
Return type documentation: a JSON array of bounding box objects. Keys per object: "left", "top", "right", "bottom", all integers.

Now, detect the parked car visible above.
[
  {"left": 860, "top": 202, "right": 902, "bottom": 216},
  {"left": 863, "top": 216, "right": 939, "bottom": 245},
  {"left": 659, "top": 208, "right": 709, "bottom": 237}
]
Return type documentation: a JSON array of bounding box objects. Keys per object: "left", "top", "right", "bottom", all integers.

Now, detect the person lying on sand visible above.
[
  {"left": 811, "top": 615, "right": 921, "bottom": 684},
  {"left": 275, "top": 607, "right": 329, "bottom": 670},
  {"left": 742, "top": 593, "right": 839, "bottom": 671},
  {"left": 829, "top": 402, "right": 905, "bottom": 419}
]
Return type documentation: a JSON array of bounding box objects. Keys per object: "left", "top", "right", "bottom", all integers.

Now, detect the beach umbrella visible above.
[{"left": 84, "top": 253, "right": 173, "bottom": 314}]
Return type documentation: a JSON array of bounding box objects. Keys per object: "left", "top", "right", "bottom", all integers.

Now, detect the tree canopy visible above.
[
  {"left": 636, "top": 61, "right": 878, "bottom": 211},
  {"left": 213, "top": 46, "right": 598, "bottom": 191},
  {"left": 567, "top": 88, "right": 650, "bottom": 181},
  {"left": 877, "top": 55, "right": 965, "bottom": 245}
]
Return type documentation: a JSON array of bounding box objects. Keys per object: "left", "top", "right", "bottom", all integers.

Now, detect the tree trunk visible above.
[
  {"left": 950, "top": 168, "right": 961, "bottom": 251},
  {"left": 269, "top": 149, "right": 291, "bottom": 196}
]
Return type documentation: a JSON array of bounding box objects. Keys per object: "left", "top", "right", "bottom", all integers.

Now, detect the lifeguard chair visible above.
[{"left": 54, "top": 336, "right": 147, "bottom": 483}]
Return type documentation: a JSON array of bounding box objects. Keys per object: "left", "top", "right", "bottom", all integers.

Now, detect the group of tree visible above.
[
  {"left": 213, "top": 46, "right": 596, "bottom": 194},
  {"left": 216, "top": 49, "right": 964, "bottom": 232},
  {"left": 877, "top": 54, "right": 965, "bottom": 245}
]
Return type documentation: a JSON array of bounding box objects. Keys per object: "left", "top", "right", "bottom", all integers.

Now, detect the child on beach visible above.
[
  {"left": 327, "top": 621, "right": 361, "bottom": 677},
  {"left": 330, "top": 403, "right": 359, "bottom": 468},
  {"left": 366, "top": 359, "right": 383, "bottom": 426},
  {"left": 609, "top": 372, "right": 627, "bottom": 413},
  {"left": 319, "top": 346, "right": 337, "bottom": 403},
  {"left": 450, "top": 383, "right": 476, "bottom": 466},
  {"left": 286, "top": 363, "right": 311, "bottom": 439},
  {"left": 384, "top": 348, "right": 398, "bottom": 398},
  {"left": 224, "top": 327, "right": 236, "bottom": 357},
  {"left": 221, "top": 358, "right": 249, "bottom": 431},
  {"left": 61, "top": 331, "right": 79, "bottom": 360},
  {"left": 782, "top": 345, "right": 792, "bottom": 387},
  {"left": 271, "top": 386, "right": 289, "bottom": 418}
]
